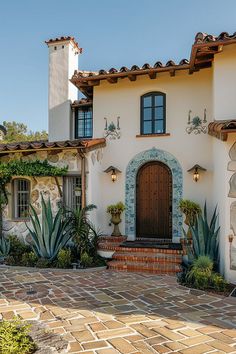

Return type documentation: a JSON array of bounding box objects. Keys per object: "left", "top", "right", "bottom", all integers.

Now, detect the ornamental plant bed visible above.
[
  {"left": 183, "top": 282, "right": 236, "bottom": 297},
  {"left": 0, "top": 195, "right": 106, "bottom": 271},
  {"left": 1, "top": 235, "right": 106, "bottom": 270}
]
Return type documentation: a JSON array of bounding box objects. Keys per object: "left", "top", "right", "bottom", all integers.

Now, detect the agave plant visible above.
[
  {"left": 26, "top": 195, "right": 73, "bottom": 260},
  {"left": 185, "top": 202, "right": 220, "bottom": 265},
  {"left": 0, "top": 236, "right": 10, "bottom": 258}
]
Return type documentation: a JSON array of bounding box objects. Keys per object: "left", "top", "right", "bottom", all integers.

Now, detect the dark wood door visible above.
[{"left": 136, "top": 162, "right": 172, "bottom": 239}]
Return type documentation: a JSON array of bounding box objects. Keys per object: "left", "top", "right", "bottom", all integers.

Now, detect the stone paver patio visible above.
[{"left": 0, "top": 268, "right": 236, "bottom": 353}]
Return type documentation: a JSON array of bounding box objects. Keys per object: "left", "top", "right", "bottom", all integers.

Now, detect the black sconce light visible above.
[
  {"left": 104, "top": 166, "right": 121, "bottom": 182},
  {"left": 187, "top": 164, "right": 206, "bottom": 182}
]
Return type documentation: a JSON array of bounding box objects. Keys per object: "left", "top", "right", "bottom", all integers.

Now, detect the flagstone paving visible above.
[{"left": 0, "top": 267, "right": 236, "bottom": 353}]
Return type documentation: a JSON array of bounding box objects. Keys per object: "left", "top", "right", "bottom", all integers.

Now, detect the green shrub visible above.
[
  {"left": 0, "top": 317, "right": 36, "bottom": 354},
  {"left": 80, "top": 252, "right": 93, "bottom": 267},
  {"left": 186, "top": 256, "right": 213, "bottom": 290},
  {"left": 7, "top": 235, "right": 31, "bottom": 265},
  {"left": 21, "top": 252, "right": 38, "bottom": 267},
  {"left": 56, "top": 248, "right": 72, "bottom": 268},
  {"left": 35, "top": 258, "right": 52, "bottom": 268},
  {"left": 185, "top": 255, "right": 228, "bottom": 292},
  {"left": 186, "top": 268, "right": 210, "bottom": 290},
  {"left": 210, "top": 273, "right": 227, "bottom": 291},
  {"left": 192, "top": 255, "right": 213, "bottom": 272},
  {"left": 5, "top": 255, "right": 16, "bottom": 266}
]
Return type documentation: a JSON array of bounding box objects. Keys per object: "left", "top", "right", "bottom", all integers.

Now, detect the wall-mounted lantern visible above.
[
  {"left": 187, "top": 164, "right": 206, "bottom": 182},
  {"left": 104, "top": 166, "right": 121, "bottom": 182}
]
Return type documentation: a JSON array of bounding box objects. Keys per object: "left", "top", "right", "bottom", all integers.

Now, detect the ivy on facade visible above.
[
  {"left": 0, "top": 159, "right": 68, "bottom": 237},
  {"left": 0, "top": 159, "right": 67, "bottom": 188}
]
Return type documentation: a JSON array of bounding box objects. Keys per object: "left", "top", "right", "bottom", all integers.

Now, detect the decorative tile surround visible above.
[
  {"left": 229, "top": 141, "right": 236, "bottom": 270},
  {"left": 125, "top": 147, "right": 183, "bottom": 241}
]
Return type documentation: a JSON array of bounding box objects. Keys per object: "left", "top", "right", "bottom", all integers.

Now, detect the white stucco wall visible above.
[
  {"left": 87, "top": 69, "right": 214, "bottom": 237},
  {"left": 47, "top": 41, "right": 79, "bottom": 141},
  {"left": 213, "top": 44, "right": 236, "bottom": 120},
  {"left": 212, "top": 135, "right": 236, "bottom": 282}
]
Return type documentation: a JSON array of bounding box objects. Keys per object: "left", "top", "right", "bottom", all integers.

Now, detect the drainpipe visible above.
[{"left": 79, "top": 151, "right": 86, "bottom": 208}]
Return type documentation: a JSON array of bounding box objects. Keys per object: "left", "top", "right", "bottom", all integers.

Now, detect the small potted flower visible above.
[{"left": 107, "top": 202, "right": 126, "bottom": 236}]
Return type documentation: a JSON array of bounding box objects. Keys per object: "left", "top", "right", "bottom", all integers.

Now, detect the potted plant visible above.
[
  {"left": 179, "top": 199, "right": 201, "bottom": 238},
  {"left": 107, "top": 202, "right": 126, "bottom": 236}
]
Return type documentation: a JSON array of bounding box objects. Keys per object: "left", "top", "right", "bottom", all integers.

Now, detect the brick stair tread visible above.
[
  {"left": 99, "top": 236, "right": 127, "bottom": 243},
  {"left": 98, "top": 243, "right": 121, "bottom": 251},
  {"left": 112, "top": 252, "right": 182, "bottom": 263},
  {"left": 107, "top": 260, "right": 182, "bottom": 271},
  {"left": 98, "top": 245, "right": 183, "bottom": 255},
  {"left": 116, "top": 246, "right": 182, "bottom": 254}
]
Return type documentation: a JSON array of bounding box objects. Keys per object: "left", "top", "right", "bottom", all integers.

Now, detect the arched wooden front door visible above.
[{"left": 136, "top": 161, "right": 172, "bottom": 239}]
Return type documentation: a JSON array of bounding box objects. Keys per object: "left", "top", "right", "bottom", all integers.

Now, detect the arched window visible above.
[
  {"left": 141, "top": 92, "right": 166, "bottom": 135},
  {"left": 12, "top": 179, "right": 30, "bottom": 219}
]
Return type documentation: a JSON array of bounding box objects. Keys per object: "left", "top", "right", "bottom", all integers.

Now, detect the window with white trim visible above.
[
  {"left": 63, "top": 176, "right": 82, "bottom": 210},
  {"left": 13, "top": 179, "right": 30, "bottom": 219}
]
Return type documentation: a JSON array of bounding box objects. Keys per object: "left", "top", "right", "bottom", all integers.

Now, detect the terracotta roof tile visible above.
[
  {"left": 45, "top": 36, "right": 82, "bottom": 53},
  {"left": 208, "top": 120, "right": 236, "bottom": 141},
  {"left": 70, "top": 30, "right": 236, "bottom": 98},
  {"left": 72, "top": 58, "right": 190, "bottom": 81},
  {"left": 194, "top": 31, "right": 236, "bottom": 44},
  {"left": 71, "top": 98, "right": 92, "bottom": 107},
  {"left": 0, "top": 138, "right": 106, "bottom": 154}
]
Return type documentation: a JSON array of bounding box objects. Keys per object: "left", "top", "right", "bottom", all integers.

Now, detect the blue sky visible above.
[{"left": 0, "top": 0, "right": 236, "bottom": 132}]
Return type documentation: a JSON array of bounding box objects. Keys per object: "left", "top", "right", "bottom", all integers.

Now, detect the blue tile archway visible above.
[{"left": 125, "top": 147, "right": 183, "bottom": 241}]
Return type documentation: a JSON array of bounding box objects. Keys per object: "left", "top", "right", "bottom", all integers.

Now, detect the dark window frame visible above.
[
  {"left": 75, "top": 105, "right": 93, "bottom": 139},
  {"left": 63, "top": 175, "right": 82, "bottom": 211},
  {"left": 140, "top": 92, "right": 166, "bottom": 135},
  {"left": 12, "top": 178, "right": 30, "bottom": 219}
]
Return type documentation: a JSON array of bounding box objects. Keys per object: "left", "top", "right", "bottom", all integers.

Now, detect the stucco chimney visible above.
[{"left": 45, "top": 36, "right": 81, "bottom": 142}]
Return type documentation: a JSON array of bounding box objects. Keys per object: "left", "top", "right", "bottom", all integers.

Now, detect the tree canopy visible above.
[{"left": 1, "top": 121, "right": 48, "bottom": 143}]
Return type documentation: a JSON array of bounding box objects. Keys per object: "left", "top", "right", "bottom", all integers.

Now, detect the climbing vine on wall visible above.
[
  {"left": 0, "top": 159, "right": 68, "bottom": 237},
  {"left": 0, "top": 159, "right": 68, "bottom": 189}
]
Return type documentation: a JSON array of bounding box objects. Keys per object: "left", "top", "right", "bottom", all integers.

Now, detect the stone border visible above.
[
  {"left": 125, "top": 147, "right": 183, "bottom": 241},
  {"left": 0, "top": 265, "right": 107, "bottom": 272}
]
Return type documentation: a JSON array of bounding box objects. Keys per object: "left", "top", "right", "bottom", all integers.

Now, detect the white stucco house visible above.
[{"left": 1, "top": 31, "right": 236, "bottom": 280}]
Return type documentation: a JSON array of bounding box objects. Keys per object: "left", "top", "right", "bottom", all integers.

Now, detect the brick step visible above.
[
  {"left": 112, "top": 251, "right": 182, "bottom": 264},
  {"left": 98, "top": 244, "right": 183, "bottom": 254},
  {"left": 98, "top": 242, "right": 122, "bottom": 251},
  {"left": 107, "top": 260, "right": 182, "bottom": 274},
  {"left": 99, "top": 236, "right": 127, "bottom": 243},
  {"left": 115, "top": 246, "right": 183, "bottom": 255}
]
